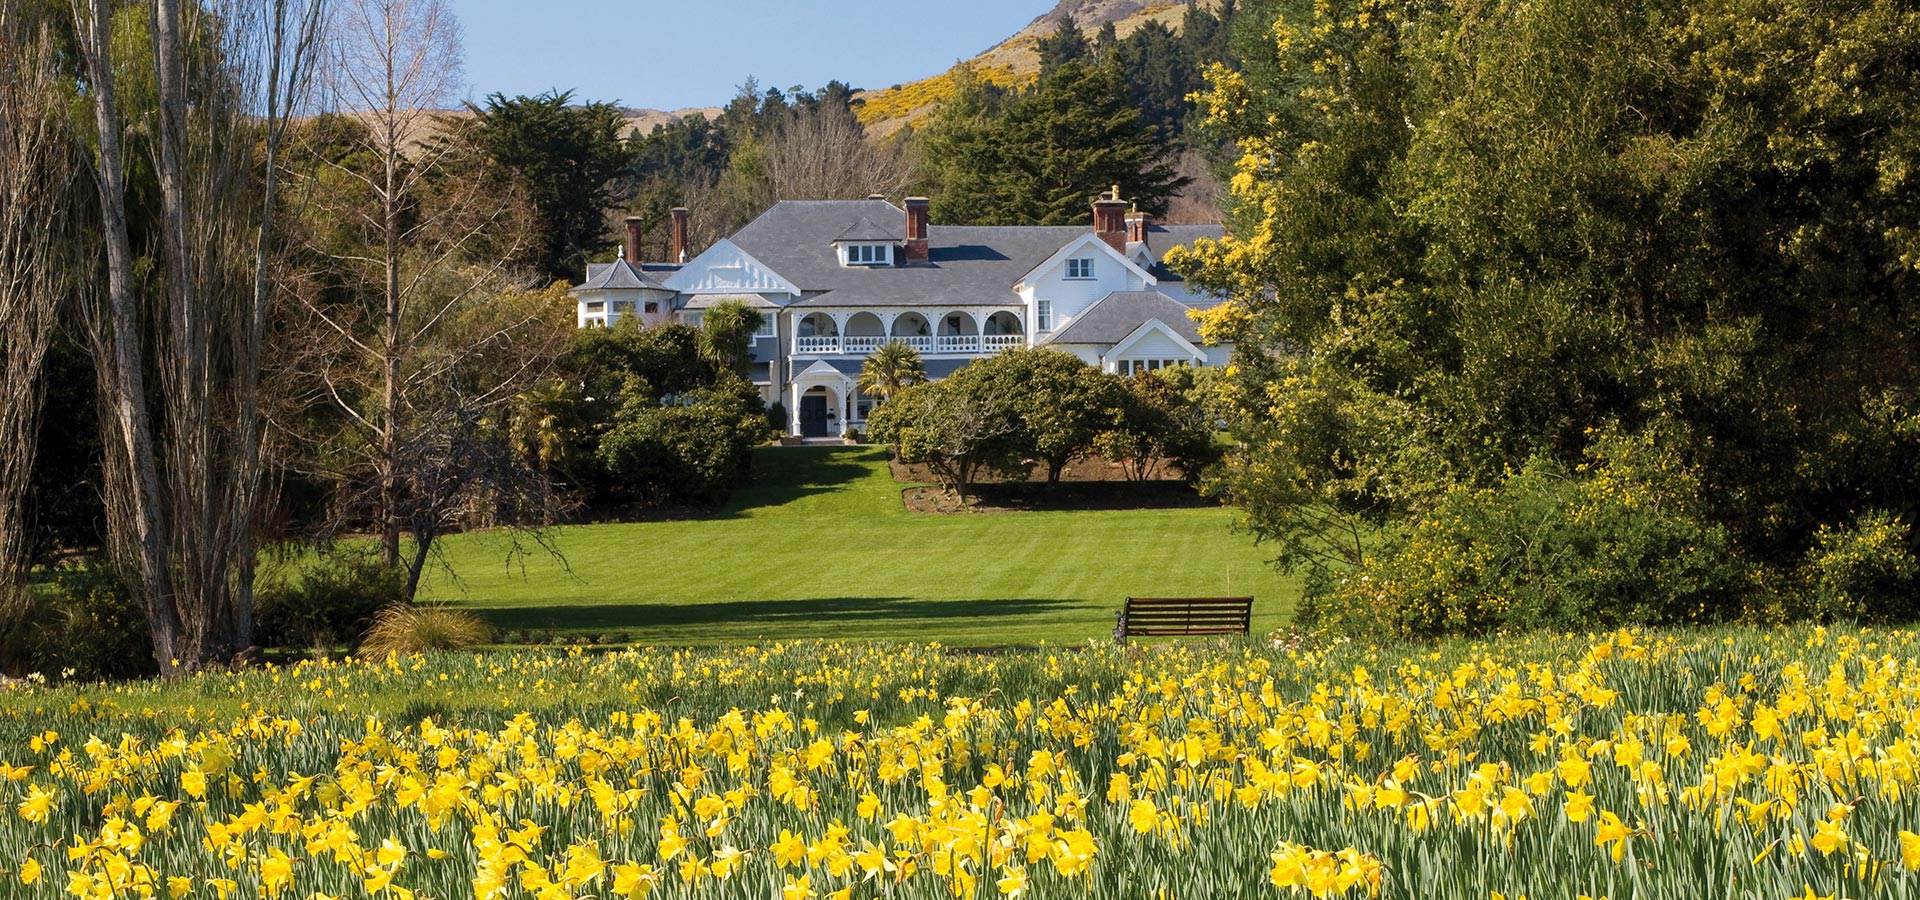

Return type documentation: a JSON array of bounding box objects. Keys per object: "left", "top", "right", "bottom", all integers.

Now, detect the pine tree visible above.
[
  {"left": 927, "top": 60, "right": 1187, "bottom": 225},
  {"left": 1034, "top": 16, "right": 1091, "bottom": 78}
]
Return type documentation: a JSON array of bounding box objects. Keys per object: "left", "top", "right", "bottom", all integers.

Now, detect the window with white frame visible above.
[
  {"left": 1117, "top": 358, "right": 1186, "bottom": 376},
  {"left": 643, "top": 300, "right": 660, "bottom": 314},
  {"left": 1036, "top": 300, "right": 1053, "bottom": 331},
  {"left": 843, "top": 243, "right": 892, "bottom": 266},
  {"left": 1065, "top": 257, "right": 1094, "bottom": 279},
  {"left": 756, "top": 314, "right": 776, "bottom": 337}
]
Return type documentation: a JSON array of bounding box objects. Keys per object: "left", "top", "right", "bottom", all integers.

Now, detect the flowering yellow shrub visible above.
[
  {"left": 856, "top": 65, "right": 1027, "bottom": 127},
  {"left": 1, "top": 629, "right": 1918, "bottom": 898}
]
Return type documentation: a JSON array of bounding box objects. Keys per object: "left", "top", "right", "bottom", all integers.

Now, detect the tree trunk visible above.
[
  {"left": 378, "top": 42, "right": 405, "bottom": 570},
  {"left": 404, "top": 533, "right": 433, "bottom": 601},
  {"left": 73, "top": 0, "right": 185, "bottom": 672}
]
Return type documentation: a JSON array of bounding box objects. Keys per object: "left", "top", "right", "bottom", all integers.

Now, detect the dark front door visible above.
[{"left": 799, "top": 394, "right": 829, "bottom": 438}]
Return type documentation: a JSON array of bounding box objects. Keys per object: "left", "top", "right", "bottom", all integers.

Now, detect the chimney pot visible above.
[
  {"left": 623, "top": 216, "right": 644, "bottom": 265},
  {"left": 669, "top": 207, "right": 691, "bottom": 264},
  {"left": 903, "top": 197, "right": 931, "bottom": 263},
  {"left": 1093, "top": 191, "right": 1129, "bottom": 255}
]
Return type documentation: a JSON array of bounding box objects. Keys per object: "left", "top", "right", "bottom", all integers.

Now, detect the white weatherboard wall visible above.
[
  {"left": 1111, "top": 328, "right": 1201, "bottom": 364},
  {"left": 1020, "top": 240, "right": 1154, "bottom": 335}
]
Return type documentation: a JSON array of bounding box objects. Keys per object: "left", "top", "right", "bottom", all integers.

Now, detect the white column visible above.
[
  {"left": 838, "top": 383, "right": 851, "bottom": 437},
  {"left": 790, "top": 382, "right": 804, "bottom": 437}
]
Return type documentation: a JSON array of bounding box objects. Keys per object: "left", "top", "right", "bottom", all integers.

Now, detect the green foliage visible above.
[
  {"left": 455, "top": 91, "right": 633, "bottom": 282},
  {"left": 1311, "top": 435, "right": 1746, "bottom": 639},
  {"left": 595, "top": 378, "right": 769, "bottom": 507},
  {"left": 696, "top": 300, "right": 764, "bottom": 379},
  {"left": 1179, "top": 0, "right": 1920, "bottom": 630},
  {"left": 4, "top": 562, "right": 152, "bottom": 681},
  {"left": 557, "top": 320, "right": 769, "bottom": 507},
  {"left": 1094, "top": 370, "right": 1221, "bottom": 483},
  {"left": 923, "top": 59, "right": 1187, "bottom": 225},
  {"left": 254, "top": 552, "right": 408, "bottom": 651},
  {"left": 856, "top": 340, "right": 929, "bottom": 405},
  {"left": 1034, "top": 15, "right": 1092, "bottom": 77},
  {"left": 967, "top": 348, "right": 1122, "bottom": 482},
  {"left": 359, "top": 604, "right": 495, "bottom": 656},
  {"left": 1802, "top": 510, "right": 1920, "bottom": 624},
  {"left": 866, "top": 373, "right": 1023, "bottom": 504}
]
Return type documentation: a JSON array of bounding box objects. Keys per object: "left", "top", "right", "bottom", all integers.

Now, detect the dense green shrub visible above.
[
  {"left": 867, "top": 375, "right": 1024, "bottom": 504},
  {"left": 255, "top": 553, "right": 408, "bottom": 649},
  {"left": 596, "top": 377, "right": 769, "bottom": 506},
  {"left": 2, "top": 562, "right": 153, "bottom": 681},
  {"left": 1095, "top": 371, "right": 1221, "bottom": 483},
  {"left": 1802, "top": 510, "right": 1919, "bottom": 623},
  {"left": 1308, "top": 435, "right": 1746, "bottom": 638}
]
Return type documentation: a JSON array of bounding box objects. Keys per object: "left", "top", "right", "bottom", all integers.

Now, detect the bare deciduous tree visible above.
[
  {"left": 280, "top": 0, "right": 570, "bottom": 598},
  {"left": 309, "top": 0, "right": 469, "bottom": 570},
  {"left": 70, "top": 0, "right": 326, "bottom": 673},
  {"left": 0, "top": 2, "right": 76, "bottom": 625},
  {"left": 762, "top": 105, "right": 918, "bottom": 202}
]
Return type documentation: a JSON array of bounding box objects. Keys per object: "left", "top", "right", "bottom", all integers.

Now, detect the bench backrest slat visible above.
[{"left": 1116, "top": 596, "right": 1254, "bottom": 643}]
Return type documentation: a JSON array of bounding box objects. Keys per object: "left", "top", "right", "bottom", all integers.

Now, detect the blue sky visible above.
[{"left": 455, "top": 0, "right": 1055, "bottom": 110}]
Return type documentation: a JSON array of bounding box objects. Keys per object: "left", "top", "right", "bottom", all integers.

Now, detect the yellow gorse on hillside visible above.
[{"left": 0, "top": 627, "right": 1916, "bottom": 898}]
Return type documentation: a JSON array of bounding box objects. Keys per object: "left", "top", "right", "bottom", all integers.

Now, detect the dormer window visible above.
[
  {"left": 842, "top": 243, "right": 893, "bottom": 266},
  {"left": 1066, "top": 258, "right": 1095, "bottom": 279}
]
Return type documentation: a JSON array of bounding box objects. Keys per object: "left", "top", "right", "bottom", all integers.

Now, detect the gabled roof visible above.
[
  {"left": 1044, "top": 291, "right": 1206, "bottom": 346},
  {"left": 1108, "top": 317, "right": 1209, "bottom": 361},
  {"left": 572, "top": 259, "right": 672, "bottom": 293},
  {"left": 833, "top": 216, "right": 903, "bottom": 243},
  {"left": 661, "top": 239, "right": 803, "bottom": 296},
  {"left": 721, "top": 200, "right": 1225, "bottom": 307},
  {"left": 1013, "top": 233, "right": 1157, "bottom": 290}
]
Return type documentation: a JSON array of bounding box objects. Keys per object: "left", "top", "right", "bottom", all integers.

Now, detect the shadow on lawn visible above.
[
  {"left": 714, "top": 445, "right": 886, "bottom": 517},
  {"left": 481, "top": 596, "right": 1084, "bottom": 635}
]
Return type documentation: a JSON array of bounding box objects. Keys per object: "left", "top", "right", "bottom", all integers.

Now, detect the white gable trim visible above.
[
  {"left": 1107, "top": 318, "right": 1207, "bottom": 362},
  {"left": 662, "top": 239, "right": 801, "bottom": 296},
  {"left": 1013, "top": 234, "right": 1157, "bottom": 291},
  {"left": 795, "top": 360, "right": 847, "bottom": 380}
]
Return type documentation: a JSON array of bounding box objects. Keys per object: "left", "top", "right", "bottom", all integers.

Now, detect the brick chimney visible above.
[
  {"left": 903, "top": 197, "right": 930, "bottom": 263},
  {"left": 669, "top": 207, "right": 690, "bottom": 264},
  {"left": 623, "top": 216, "right": 644, "bottom": 265},
  {"left": 1126, "top": 208, "right": 1150, "bottom": 245},
  {"left": 1094, "top": 187, "right": 1128, "bottom": 254}
]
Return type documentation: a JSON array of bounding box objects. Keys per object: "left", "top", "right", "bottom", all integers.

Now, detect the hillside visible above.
[
  {"left": 856, "top": 0, "right": 1223, "bottom": 136},
  {"left": 330, "top": 105, "right": 723, "bottom": 151}
]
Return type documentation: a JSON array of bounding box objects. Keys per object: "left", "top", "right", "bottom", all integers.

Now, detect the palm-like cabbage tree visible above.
[{"left": 858, "top": 340, "right": 927, "bottom": 403}]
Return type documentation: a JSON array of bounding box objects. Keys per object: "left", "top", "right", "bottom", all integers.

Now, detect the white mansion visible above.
[{"left": 571, "top": 192, "right": 1229, "bottom": 439}]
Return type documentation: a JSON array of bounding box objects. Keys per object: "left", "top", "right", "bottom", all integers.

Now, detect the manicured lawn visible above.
[{"left": 421, "top": 446, "right": 1298, "bottom": 644}]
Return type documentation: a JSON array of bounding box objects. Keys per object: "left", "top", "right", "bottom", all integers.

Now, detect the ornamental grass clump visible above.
[{"left": 359, "top": 602, "right": 493, "bottom": 655}]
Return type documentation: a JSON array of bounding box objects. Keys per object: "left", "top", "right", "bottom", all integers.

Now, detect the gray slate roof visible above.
[
  {"left": 723, "top": 200, "right": 1224, "bottom": 309},
  {"left": 1044, "top": 291, "right": 1205, "bottom": 346},
  {"left": 833, "top": 216, "right": 903, "bottom": 243},
  {"left": 573, "top": 259, "right": 672, "bottom": 293}
]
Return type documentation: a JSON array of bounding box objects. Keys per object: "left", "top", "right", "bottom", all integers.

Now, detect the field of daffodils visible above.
[{"left": 1, "top": 627, "right": 1918, "bottom": 899}]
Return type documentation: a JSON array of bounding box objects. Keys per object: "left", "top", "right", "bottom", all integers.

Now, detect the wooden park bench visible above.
[{"left": 1114, "top": 596, "right": 1255, "bottom": 644}]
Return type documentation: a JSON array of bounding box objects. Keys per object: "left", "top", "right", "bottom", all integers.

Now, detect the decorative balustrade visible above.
[{"left": 793, "top": 332, "right": 1023, "bottom": 356}]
